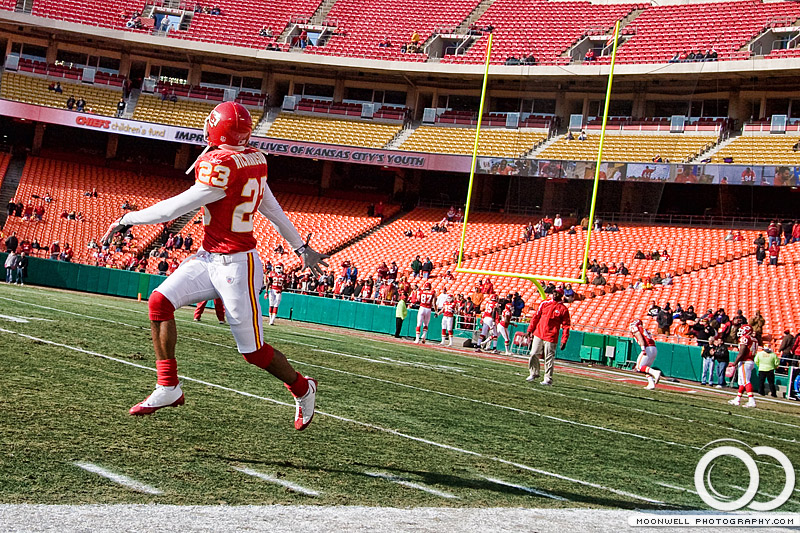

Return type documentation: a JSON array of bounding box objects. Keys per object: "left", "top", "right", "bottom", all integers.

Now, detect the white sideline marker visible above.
[
  {"left": 73, "top": 462, "right": 162, "bottom": 495},
  {"left": 366, "top": 471, "right": 459, "bottom": 499},
  {"left": 481, "top": 475, "right": 568, "bottom": 501},
  {"left": 232, "top": 466, "right": 319, "bottom": 497},
  {"left": 656, "top": 482, "right": 698, "bottom": 495}
]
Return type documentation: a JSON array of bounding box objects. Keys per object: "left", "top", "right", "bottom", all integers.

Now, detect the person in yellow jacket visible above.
[
  {"left": 395, "top": 296, "right": 408, "bottom": 338},
  {"left": 755, "top": 347, "right": 779, "bottom": 397}
]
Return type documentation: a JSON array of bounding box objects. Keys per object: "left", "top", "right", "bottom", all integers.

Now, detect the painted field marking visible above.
[
  {"left": 0, "top": 326, "right": 665, "bottom": 507},
  {"left": 73, "top": 462, "right": 162, "bottom": 495},
  {"left": 729, "top": 485, "right": 800, "bottom": 507},
  {"left": 365, "top": 471, "right": 459, "bottom": 499},
  {"left": 232, "top": 466, "right": 319, "bottom": 496},
  {"left": 656, "top": 482, "right": 698, "bottom": 495},
  {"left": 480, "top": 475, "right": 567, "bottom": 501},
  {"left": 3, "top": 292, "right": 798, "bottom": 450}
]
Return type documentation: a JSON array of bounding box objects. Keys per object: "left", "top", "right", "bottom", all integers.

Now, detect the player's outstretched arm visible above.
[
  {"left": 102, "top": 184, "right": 224, "bottom": 246},
  {"left": 258, "top": 185, "right": 329, "bottom": 276}
]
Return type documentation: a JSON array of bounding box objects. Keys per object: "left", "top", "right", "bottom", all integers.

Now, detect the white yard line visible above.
[
  {"left": 73, "top": 462, "right": 162, "bottom": 495},
  {"left": 480, "top": 476, "right": 568, "bottom": 501},
  {"left": 365, "top": 472, "right": 459, "bottom": 499},
  {"left": 729, "top": 485, "right": 800, "bottom": 507},
  {"left": 0, "top": 326, "right": 665, "bottom": 507},
  {"left": 232, "top": 466, "right": 319, "bottom": 497},
  {"left": 656, "top": 482, "right": 698, "bottom": 495}
]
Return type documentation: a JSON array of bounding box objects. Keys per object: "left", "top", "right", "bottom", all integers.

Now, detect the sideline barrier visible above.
[{"left": 3, "top": 254, "right": 777, "bottom": 388}]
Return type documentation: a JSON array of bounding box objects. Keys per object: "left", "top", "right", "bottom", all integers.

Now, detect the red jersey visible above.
[
  {"left": 442, "top": 301, "right": 455, "bottom": 317},
  {"left": 197, "top": 147, "right": 267, "bottom": 254},
  {"left": 268, "top": 272, "right": 288, "bottom": 293},
  {"left": 738, "top": 335, "right": 758, "bottom": 361},
  {"left": 630, "top": 322, "right": 655, "bottom": 347},
  {"left": 527, "top": 300, "right": 571, "bottom": 343},
  {"left": 500, "top": 307, "right": 512, "bottom": 327},
  {"left": 482, "top": 302, "right": 497, "bottom": 320},
  {"left": 419, "top": 289, "right": 436, "bottom": 309}
]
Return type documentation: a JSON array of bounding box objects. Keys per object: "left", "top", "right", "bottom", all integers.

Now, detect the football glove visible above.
[
  {"left": 295, "top": 245, "right": 330, "bottom": 277},
  {"left": 101, "top": 217, "right": 132, "bottom": 247},
  {"left": 559, "top": 340, "right": 567, "bottom": 351}
]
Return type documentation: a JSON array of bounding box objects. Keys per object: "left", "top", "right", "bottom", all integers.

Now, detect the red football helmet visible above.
[
  {"left": 490, "top": 294, "right": 499, "bottom": 302},
  {"left": 424, "top": 282, "right": 432, "bottom": 290},
  {"left": 275, "top": 262, "right": 284, "bottom": 274},
  {"left": 737, "top": 324, "right": 753, "bottom": 338},
  {"left": 204, "top": 101, "right": 252, "bottom": 148}
]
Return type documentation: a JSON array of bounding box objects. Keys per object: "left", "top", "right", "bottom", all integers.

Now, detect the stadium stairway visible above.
[
  {"left": 688, "top": 134, "right": 733, "bottom": 163},
  {"left": 309, "top": 0, "right": 338, "bottom": 25},
  {"left": 0, "top": 153, "right": 27, "bottom": 227},
  {"left": 121, "top": 89, "right": 141, "bottom": 120},
  {"left": 526, "top": 132, "right": 563, "bottom": 158},
  {"left": 455, "top": 0, "right": 496, "bottom": 33},
  {"left": 141, "top": 207, "right": 200, "bottom": 258},
  {"left": 383, "top": 123, "right": 417, "bottom": 150}
]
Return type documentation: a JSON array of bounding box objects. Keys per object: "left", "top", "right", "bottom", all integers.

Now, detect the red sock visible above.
[
  {"left": 286, "top": 372, "right": 309, "bottom": 397},
  {"left": 745, "top": 383, "right": 753, "bottom": 394},
  {"left": 738, "top": 385, "right": 745, "bottom": 395},
  {"left": 156, "top": 358, "right": 179, "bottom": 387}
]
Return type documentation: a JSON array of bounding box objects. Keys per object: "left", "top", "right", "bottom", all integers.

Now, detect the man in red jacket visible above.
[{"left": 526, "top": 289, "right": 571, "bottom": 386}]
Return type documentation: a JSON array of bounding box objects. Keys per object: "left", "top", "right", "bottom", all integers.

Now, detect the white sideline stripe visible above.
[
  {"left": 365, "top": 471, "right": 458, "bottom": 499},
  {"left": 314, "top": 348, "right": 465, "bottom": 373},
  {"left": 232, "top": 466, "right": 319, "bottom": 496},
  {"left": 481, "top": 476, "right": 567, "bottom": 501},
  {"left": 0, "top": 326, "right": 665, "bottom": 507},
  {"left": 3, "top": 292, "right": 798, "bottom": 450},
  {"left": 729, "top": 485, "right": 800, "bottom": 507},
  {"left": 656, "top": 482, "right": 698, "bottom": 495},
  {"left": 16, "top": 290, "right": 800, "bottom": 431},
  {"left": 292, "top": 358, "right": 693, "bottom": 450},
  {"left": 73, "top": 462, "right": 162, "bottom": 495}
]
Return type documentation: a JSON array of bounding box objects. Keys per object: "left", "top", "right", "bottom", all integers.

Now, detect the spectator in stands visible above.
[
  {"left": 512, "top": 292, "right": 525, "bottom": 316},
  {"left": 420, "top": 257, "right": 433, "bottom": 279},
  {"left": 657, "top": 303, "right": 673, "bottom": 336},
  {"left": 66, "top": 95, "right": 76, "bottom": 110},
  {"left": 379, "top": 37, "right": 392, "bottom": 48},
  {"left": 157, "top": 258, "right": 169, "bottom": 275},
  {"left": 591, "top": 272, "right": 606, "bottom": 286},
  {"left": 793, "top": 222, "right": 800, "bottom": 243},
  {"left": 54, "top": 82, "right": 62, "bottom": 94},
  {"left": 75, "top": 97, "right": 86, "bottom": 112},
  {"left": 410, "top": 30, "right": 420, "bottom": 47},
  {"left": 6, "top": 200, "right": 14, "bottom": 219},
  {"left": 298, "top": 30, "right": 308, "bottom": 48},
  {"left": 783, "top": 220, "right": 794, "bottom": 245},
  {"left": 707, "top": 48, "right": 718, "bottom": 61},
  {"left": 755, "top": 347, "right": 778, "bottom": 397},
  {"left": 779, "top": 330, "right": 795, "bottom": 362},
  {"left": 711, "top": 336, "right": 730, "bottom": 388},
  {"left": 116, "top": 98, "right": 126, "bottom": 117},
  {"left": 578, "top": 130, "right": 586, "bottom": 141},
  {"left": 583, "top": 49, "right": 596, "bottom": 62},
  {"left": 31, "top": 239, "right": 40, "bottom": 255},
  {"left": 768, "top": 241, "right": 779, "bottom": 266},
  {"left": 793, "top": 140, "right": 800, "bottom": 152},
  {"left": 410, "top": 255, "right": 421, "bottom": 278},
  {"left": 4, "top": 232, "right": 17, "bottom": 253},
  {"left": 258, "top": 26, "right": 273, "bottom": 38},
  {"left": 553, "top": 214, "right": 563, "bottom": 233},
  {"left": 58, "top": 243, "right": 73, "bottom": 262},
  {"left": 618, "top": 261, "right": 629, "bottom": 276},
  {"left": 415, "top": 228, "right": 425, "bottom": 238},
  {"left": 34, "top": 204, "right": 44, "bottom": 222},
  {"left": 749, "top": 310, "right": 765, "bottom": 344},
  {"left": 668, "top": 52, "right": 680, "bottom": 63},
  {"left": 184, "top": 234, "right": 193, "bottom": 251},
  {"left": 14, "top": 201, "right": 22, "bottom": 217}
]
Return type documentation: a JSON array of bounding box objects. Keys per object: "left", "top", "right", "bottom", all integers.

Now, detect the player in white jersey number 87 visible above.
[{"left": 101, "top": 101, "right": 329, "bottom": 430}]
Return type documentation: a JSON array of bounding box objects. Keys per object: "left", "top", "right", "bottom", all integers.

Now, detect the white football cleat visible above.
[
  {"left": 744, "top": 398, "right": 756, "bottom": 408},
  {"left": 651, "top": 369, "right": 662, "bottom": 385},
  {"left": 129, "top": 383, "right": 184, "bottom": 416},
  {"left": 440, "top": 339, "right": 446, "bottom": 346},
  {"left": 293, "top": 378, "right": 317, "bottom": 431},
  {"left": 414, "top": 337, "right": 420, "bottom": 344},
  {"left": 448, "top": 339, "right": 453, "bottom": 347},
  {"left": 645, "top": 377, "right": 655, "bottom": 390},
  {"left": 728, "top": 396, "right": 741, "bottom": 406},
  {"left": 539, "top": 379, "right": 552, "bottom": 386},
  {"left": 526, "top": 375, "right": 536, "bottom": 382}
]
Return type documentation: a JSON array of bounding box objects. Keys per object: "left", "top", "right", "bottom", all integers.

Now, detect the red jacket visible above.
[
  {"left": 767, "top": 223, "right": 779, "bottom": 237},
  {"left": 527, "top": 299, "right": 571, "bottom": 343}
]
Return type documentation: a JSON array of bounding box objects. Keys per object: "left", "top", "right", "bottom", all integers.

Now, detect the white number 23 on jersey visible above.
[{"left": 231, "top": 176, "right": 266, "bottom": 232}]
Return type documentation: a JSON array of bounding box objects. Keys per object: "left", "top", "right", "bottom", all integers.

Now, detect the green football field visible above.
[{"left": 0, "top": 284, "right": 798, "bottom": 512}]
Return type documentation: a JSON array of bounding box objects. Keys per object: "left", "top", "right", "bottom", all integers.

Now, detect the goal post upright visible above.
[{"left": 454, "top": 21, "right": 621, "bottom": 298}]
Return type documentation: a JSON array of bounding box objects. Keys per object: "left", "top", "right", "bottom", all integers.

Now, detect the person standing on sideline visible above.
[
  {"left": 526, "top": 288, "right": 570, "bottom": 386},
  {"left": 102, "top": 101, "right": 328, "bottom": 430},
  {"left": 711, "top": 336, "right": 730, "bottom": 388},
  {"left": 755, "top": 346, "right": 778, "bottom": 397},
  {"left": 15, "top": 252, "right": 27, "bottom": 285},
  {"left": 395, "top": 295, "right": 407, "bottom": 338},
  {"left": 194, "top": 298, "right": 225, "bottom": 324},
  {"left": 4, "top": 250, "right": 19, "bottom": 283},
  {"left": 729, "top": 325, "right": 758, "bottom": 408}
]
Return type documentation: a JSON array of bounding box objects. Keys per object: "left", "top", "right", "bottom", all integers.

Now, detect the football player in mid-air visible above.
[
  {"left": 438, "top": 294, "right": 456, "bottom": 346},
  {"left": 729, "top": 324, "right": 758, "bottom": 408},
  {"left": 414, "top": 281, "right": 436, "bottom": 344},
  {"left": 630, "top": 319, "right": 662, "bottom": 390},
  {"left": 102, "top": 101, "right": 329, "bottom": 430},
  {"left": 266, "top": 262, "right": 288, "bottom": 325}
]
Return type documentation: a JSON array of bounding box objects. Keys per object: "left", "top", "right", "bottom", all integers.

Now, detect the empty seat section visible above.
[
  {"left": 712, "top": 135, "right": 800, "bottom": 165},
  {"left": 133, "top": 94, "right": 263, "bottom": 129},
  {"left": 441, "top": 0, "right": 639, "bottom": 65},
  {"left": 308, "top": 0, "right": 481, "bottom": 61},
  {"left": 538, "top": 133, "right": 717, "bottom": 163},
  {"left": 267, "top": 114, "right": 402, "bottom": 148},
  {"left": 0, "top": 72, "right": 122, "bottom": 117},
  {"left": 2, "top": 157, "right": 191, "bottom": 265},
  {"left": 399, "top": 126, "right": 547, "bottom": 157}
]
